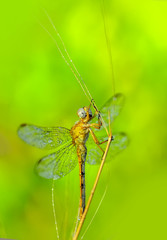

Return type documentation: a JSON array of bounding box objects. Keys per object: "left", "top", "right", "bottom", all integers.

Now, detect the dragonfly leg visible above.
[
  {"left": 89, "top": 128, "right": 107, "bottom": 153},
  {"left": 87, "top": 99, "right": 102, "bottom": 121},
  {"left": 89, "top": 114, "right": 102, "bottom": 129},
  {"left": 90, "top": 111, "right": 98, "bottom": 120}
]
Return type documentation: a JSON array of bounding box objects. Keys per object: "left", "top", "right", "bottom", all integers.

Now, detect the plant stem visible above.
[{"left": 73, "top": 134, "right": 112, "bottom": 240}]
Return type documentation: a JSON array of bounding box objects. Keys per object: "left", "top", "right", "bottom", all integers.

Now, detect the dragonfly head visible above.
[{"left": 77, "top": 107, "right": 92, "bottom": 120}]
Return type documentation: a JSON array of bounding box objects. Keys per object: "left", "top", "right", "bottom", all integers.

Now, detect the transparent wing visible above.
[
  {"left": 18, "top": 124, "right": 72, "bottom": 150},
  {"left": 100, "top": 93, "right": 125, "bottom": 128},
  {"left": 86, "top": 133, "right": 128, "bottom": 165},
  {"left": 35, "top": 143, "right": 78, "bottom": 179}
]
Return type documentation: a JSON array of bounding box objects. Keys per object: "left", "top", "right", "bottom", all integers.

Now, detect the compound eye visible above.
[
  {"left": 89, "top": 109, "right": 92, "bottom": 118},
  {"left": 77, "top": 108, "right": 86, "bottom": 119}
]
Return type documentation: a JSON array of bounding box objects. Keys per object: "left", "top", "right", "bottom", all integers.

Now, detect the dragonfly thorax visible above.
[{"left": 70, "top": 122, "right": 90, "bottom": 146}]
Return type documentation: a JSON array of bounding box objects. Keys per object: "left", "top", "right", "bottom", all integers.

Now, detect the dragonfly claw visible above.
[{"left": 97, "top": 112, "right": 101, "bottom": 119}]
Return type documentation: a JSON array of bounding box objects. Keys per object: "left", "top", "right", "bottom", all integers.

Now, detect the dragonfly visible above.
[{"left": 18, "top": 93, "right": 128, "bottom": 219}]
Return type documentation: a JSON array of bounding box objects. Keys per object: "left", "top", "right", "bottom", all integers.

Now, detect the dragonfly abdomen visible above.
[{"left": 77, "top": 144, "right": 87, "bottom": 218}]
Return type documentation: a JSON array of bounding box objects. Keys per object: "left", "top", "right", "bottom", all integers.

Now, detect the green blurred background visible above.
[{"left": 0, "top": 0, "right": 167, "bottom": 239}]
